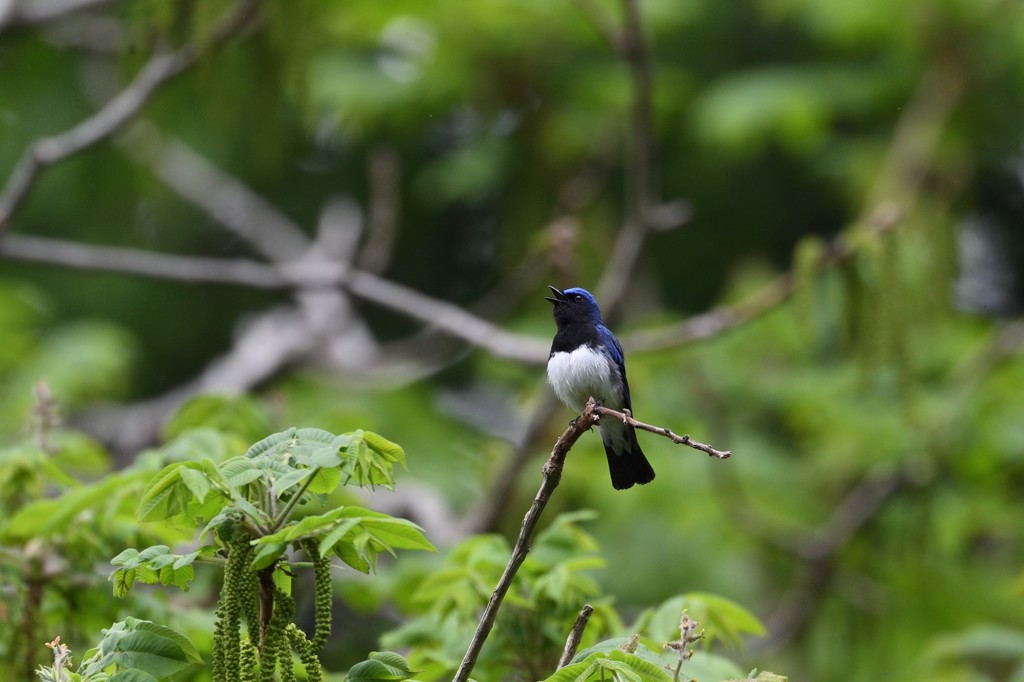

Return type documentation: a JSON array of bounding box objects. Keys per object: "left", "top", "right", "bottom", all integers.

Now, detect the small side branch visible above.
[
  {"left": 591, "top": 404, "right": 732, "bottom": 459},
  {"left": 557, "top": 604, "right": 594, "bottom": 668}
]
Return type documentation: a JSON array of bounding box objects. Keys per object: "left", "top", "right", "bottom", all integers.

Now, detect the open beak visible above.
[{"left": 546, "top": 285, "right": 567, "bottom": 305}]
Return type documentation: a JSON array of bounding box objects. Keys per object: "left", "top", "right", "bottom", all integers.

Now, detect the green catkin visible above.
[
  {"left": 240, "top": 552, "right": 261, "bottom": 638},
  {"left": 286, "top": 623, "right": 323, "bottom": 682},
  {"left": 275, "top": 589, "right": 297, "bottom": 682},
  {"left": 212, "top": 533, "right": 249, "bottom": 682},
  {"left": 240, "top": 638, "right": 260, "bottom": 682},
  {"left": 260, "top": 587, "right": 296, "bottom": 682},
  {"left": 304, "top": 539, "right": 333, "bottom": 654}
]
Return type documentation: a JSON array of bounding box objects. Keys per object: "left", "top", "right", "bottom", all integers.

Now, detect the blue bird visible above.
[{"left": 545, "top": 286, "right": 655, "bottom": 490}]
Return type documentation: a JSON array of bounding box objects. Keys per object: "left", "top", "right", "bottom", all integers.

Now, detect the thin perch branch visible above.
[
  {"left": 558, "top": 604, "right": 595, "bottom": 668},
  {"left": 591, "top": 404, "right": 732, "bottom": 459},
  {"left": 451, "top": 401, "right": 599, "bottom": 682},
  {"left": 452, "top": 402, "right": 730, "bottom": 682}
]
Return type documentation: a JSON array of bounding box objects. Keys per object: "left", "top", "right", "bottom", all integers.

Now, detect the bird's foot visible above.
[{"left": 621, "top": 408, "right": 632, "bottom": 424}]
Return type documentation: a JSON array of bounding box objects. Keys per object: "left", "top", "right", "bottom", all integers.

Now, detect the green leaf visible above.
[
  {"left": 319, "top": 517, "right": 362, "bottom": 555},
  {"left": 221, "top": 457, "right": 265, "bottom": 487},
  {"left": 162, "top": 394, "right": 272, "bottom": 443},
  {"left": 244, "top": 429, "right": 297, "bottom": 459},
  {"left": 546, "top": 649, "right": 672, "bottom": 682},
  {"left": 108, "top": 546, "right": 210, "bottom": 595},
  {"left": 108, "top": 669, "right": 160, "bottom": 682},
  {"left": 308, "top": 465, "right": 342, "bottom": 495},
  {"left": 77, "top": 618, "right": 201, "bottom": 679},
  {"left": 274, "top": 467, "right": 314, "bottom": 495},
  {"left": 250, "top": 541, "right": 288, "bottom": 571},
  {"left": 363, "top": 431, "right": 407, "bottom": 469},
  {"left": 640, "top": 593, "right": 764, "bottom": 648},
  {"left": 346, "top": 651, "right": 417, "bottom": 682},
  {"left": 254, "top": 507, "right": 348, "bottom": 546},
  {"left": 177, "top": 466, "right": 212, "bottom": 503},
  {"left": 137, "top": 463, "right": 187, "bottom": 522},
  {"left": 4, "top": 470, "right": 141, "bottom": 539}
]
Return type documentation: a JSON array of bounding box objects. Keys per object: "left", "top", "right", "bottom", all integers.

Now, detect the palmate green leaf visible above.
[
  {"left": 638, "top": 593, "right": 765, "bottom": 649},
  {"left": 334, "top": 532, "right": 373, "bottom": 573},
  {"left": 546, "top": 648, "right": 672, "bottom": 682},
  {"left": 244, "top": 428, "right": 297, "bottom": 458},
  {"left": 274, "top": 467, "right": 313, "bottom": 495},
  {"left": 251, "top": 541, "right": 288, "bottom": 571},
  {"left": 346, "top": 650, "right": 417, "bottom": 682},
  {"left": 162, "top": 393, "right": 273, "bottom": 443},
  {"left": 3, "top": 469, "right": 142, "bottom": 540},
  {"left": 254, "top": 507, "right": 349, "bottom": 546},
  {"left": 340, "top": 429, "right": 404, "bottom": 490},
  {"left": 110, "top": 545, "right": 214, "bottom": 596},
  {"left": 77, "top": 618, "right": 201, "bottom": 679},
  {"left": 680, "top": 651, "right": 747, "bottom": 681},
  {"left": 245, "top": 427, "right": 337, "bottom": 461},
  {"left": 343, "top": 507, "right": 436, "bottom": 551},
  {"left": 725, "top": 670, "right": 788, "bottom": 682},
  {"left": 250, "top": 506, "right": 434, "bottom": 571},
  {"left": 220, "top": 456, "right": 266, "bottom": 487},
  {"left": 308, "top": 464, "right": 342, "bottom": 494},
  {"left": 363, "top": 431, "right": 407, "bottom": 469},
  {"left": 108, "top": 669, "right": 160, "bottom": 681},
  {"left": 137, "top": 463, "right": 190, "bottom": 522},
  {"left": 177, "top": 465, "right": 212, "bottom": 503},
  {"left": 319, "top": 517, "right": 362, "bottom": 555},
  {"left": 137, "top": 459, "right": 232, "bottom": 525}
]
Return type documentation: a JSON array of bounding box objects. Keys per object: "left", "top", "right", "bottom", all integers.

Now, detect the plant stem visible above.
[
  {"left": 271, "top": 469, "right": 318, "bottom": 532},
  {"left": 451, "top": 402, "right": 598, "bottom": 682}
]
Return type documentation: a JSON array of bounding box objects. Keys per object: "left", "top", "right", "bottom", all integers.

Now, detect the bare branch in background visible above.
[
  {"left": 123, "top": 127, "right": 311, "bottom": 261},
  {"left": 0, "top": 231, "right": 550, "bottom": 363},
  {"left": 0, "top": 0, "right": 259, "bottom": 231},
  {"left": 359, "top": 145, "right": 402, "bottom": 274},
  {"left": 0, "top": 0, "right": 110, "bottom": 30}
]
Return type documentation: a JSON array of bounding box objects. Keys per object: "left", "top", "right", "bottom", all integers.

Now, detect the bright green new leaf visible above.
[
  {"left": 108, "top": 669, "right": 160, "bottom": 681},
  {"left": 3, "top": 470, "right": 140, "bottom": 539},
  {"left": 254, "top": 506, "right": 349, "bottom": 545},
  {"left": 546, "top": 649, "right": 672, "bottom": 682},
  {"left": 137, "top": 463, "right": 187, "bottom": 522},
  {"left": 76, "top": 618, "right": 201, "bottom": 679},
  {"left": 250, "top": 540, "right": 288, "bottom": 570},
  {"left": 244, "top": 428, "right": 296, "bottom": 459},
  {"left": 177, "top": 465, "right": 212, "bottom": 503},
  {"left": 346, "top": 650, "right": 417, "bottom": 682},
  {"left": 363, "top": 431, "right": 407, "bottom": 469},
  {"left": 220, "top": 456, "right": 265, "bottom": 487},
  {"left": 319, "top": 517, "right": 362, "bottom": 555},
  {"left": 274, "top": 467, "right": 314, "bottom": 495},
  {"left": 308, "top": 464, "right": 342, "bottom": 494}
]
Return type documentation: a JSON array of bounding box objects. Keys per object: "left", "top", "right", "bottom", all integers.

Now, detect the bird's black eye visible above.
[{"left": 573, "top": 294, "right": 583, "bottom": 301}]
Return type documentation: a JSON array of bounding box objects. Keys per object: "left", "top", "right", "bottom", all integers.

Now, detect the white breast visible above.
[{"left": 546, "top": 346, "right": 623, "bottom": 412}]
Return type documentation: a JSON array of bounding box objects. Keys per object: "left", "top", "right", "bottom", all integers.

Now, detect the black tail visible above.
[{"left": 604, "top": 428, "right": 656, "bottom": 490}]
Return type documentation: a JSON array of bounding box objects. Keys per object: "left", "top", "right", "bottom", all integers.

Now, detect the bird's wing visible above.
[{"left": 596, "top": 324, "right": 632, "bottom": 409}]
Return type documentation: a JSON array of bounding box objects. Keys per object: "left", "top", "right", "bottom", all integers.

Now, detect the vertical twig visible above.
[
  {"left": 451, "top": 403, "right": 598, "bottom": 682},
  {"left": 557, "top": 604, "right": 595, "bottom": 668}
]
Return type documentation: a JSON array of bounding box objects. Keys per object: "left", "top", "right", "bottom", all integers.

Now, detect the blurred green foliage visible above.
[{"left": 3, "top": 0, "right": 1024, "bottom": 680}]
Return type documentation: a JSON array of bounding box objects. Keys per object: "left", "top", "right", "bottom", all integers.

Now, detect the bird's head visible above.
[{"left": 546, "top": 286, "right": 603, "bottom": 325}]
